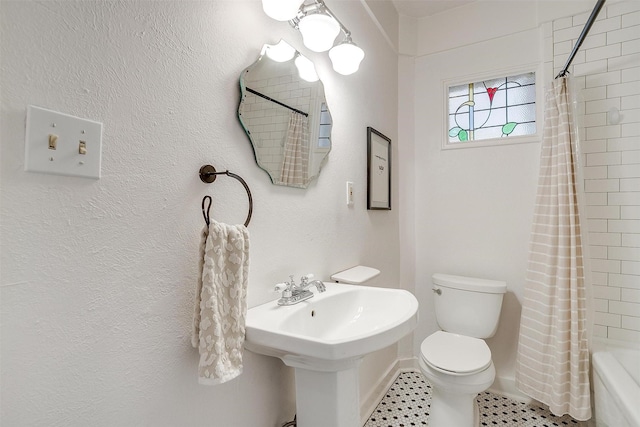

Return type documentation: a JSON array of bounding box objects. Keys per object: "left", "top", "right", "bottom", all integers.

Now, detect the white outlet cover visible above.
[{"left": 25, "top": 105, "right": 103, "bottom": 179}]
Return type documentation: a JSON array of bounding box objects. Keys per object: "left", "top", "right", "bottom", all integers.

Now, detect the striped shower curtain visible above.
[
  {"left": 279, "top": 111, "right": 309, "bottom": 187},
  {"left": 515, "top": 76, "right": 591, "bottom": 421}
]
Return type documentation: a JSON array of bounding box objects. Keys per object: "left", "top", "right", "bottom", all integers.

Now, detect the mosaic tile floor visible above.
[{"left": 364, "top": 371, "right": 586, "bottom": 427}]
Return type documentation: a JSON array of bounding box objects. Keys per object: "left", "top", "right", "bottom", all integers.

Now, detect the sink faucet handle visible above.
[
  {"left": 275, "top": 282, "right": 293, "bottom": 298},
  {"left": 300, "top": 274, "right": 314, "bottom": 284},
  {"left": 274, "top": 283, "right": 288, "bottom": 292}
]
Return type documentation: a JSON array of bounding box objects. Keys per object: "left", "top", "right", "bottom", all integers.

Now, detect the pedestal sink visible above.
[{"left": 244, "top": 282, "right": 419, "bottom": 427}]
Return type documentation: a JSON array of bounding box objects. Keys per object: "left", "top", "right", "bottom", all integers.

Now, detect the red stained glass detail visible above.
[{"left": 487, "top": 87, "right": 498, "bottom": 103}]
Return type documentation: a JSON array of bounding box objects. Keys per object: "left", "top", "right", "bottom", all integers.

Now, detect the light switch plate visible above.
[
  {"left": 346, "top": 181, "right": 354, "bottom": 206},
  {"left": 25, "top": 105, "right": 103, "bottom": 179}
]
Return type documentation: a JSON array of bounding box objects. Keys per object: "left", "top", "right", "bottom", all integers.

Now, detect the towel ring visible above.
[{"left": 199, "top": 165, "right": 253, "bottom": 227}]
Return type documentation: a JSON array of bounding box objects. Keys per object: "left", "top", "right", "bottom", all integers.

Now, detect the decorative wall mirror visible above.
[{"left": 238, "top": 40, "right": 332, "bottom": 189}]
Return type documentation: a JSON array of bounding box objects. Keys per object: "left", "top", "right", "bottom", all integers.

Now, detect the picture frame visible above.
[{"left": 367, "top": 127, "right": 391, "bottom": 210}]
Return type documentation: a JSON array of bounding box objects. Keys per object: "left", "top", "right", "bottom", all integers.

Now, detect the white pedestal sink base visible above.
[
  {"left": 285, "top": 358, "right": 362, "bottom": 427},
  {"left": 294, "top": 367, "right": 360, "bottom": 427}
]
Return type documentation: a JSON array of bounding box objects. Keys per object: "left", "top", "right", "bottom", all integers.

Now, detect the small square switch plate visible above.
[{"left": 25, "top": 105, "right": 103, "bottom": 179}]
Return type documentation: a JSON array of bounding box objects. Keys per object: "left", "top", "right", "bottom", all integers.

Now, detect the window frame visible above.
[{"left": 442, "top": 64, "right": 543, "bottom": 150}]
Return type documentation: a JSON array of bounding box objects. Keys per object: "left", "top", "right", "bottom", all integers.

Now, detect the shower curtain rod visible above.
[
  {"left": 245, "top": 87, "right": 309, "bottom": 117},
  {"left": 556, "top": 0, "right": 606, "bottom": 79}
]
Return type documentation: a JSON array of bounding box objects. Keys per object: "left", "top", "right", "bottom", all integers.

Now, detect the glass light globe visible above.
[
  {"left": 294, "top": 55, "right": 319, "bottom": 82},
  {"left": 329, "top": 41, "right": 365, "bottom": 75},
  {"left": 266, "top": 40, "right": 296, "bottom": 62},
  {"left": 298, "top": 13, "right": 340, "bottom": 52},
  {"left": 262, "top": 0, "right": 304, "bottom": 21}
]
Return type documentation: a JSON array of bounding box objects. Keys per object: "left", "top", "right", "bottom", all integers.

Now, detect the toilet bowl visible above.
[
  {"left": 419, "top": 274, "right": 506, "bottom": 427},
  {"left": 419, "top": 331, "right": 496, "bottom": 426}
]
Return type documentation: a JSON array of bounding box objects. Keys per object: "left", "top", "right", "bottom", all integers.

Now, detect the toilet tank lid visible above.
[
  {"left": 432, "top": 273, "right": 506, "bottom": 294},
  {"left": 331, "top": 266, "right": 380, "bottom": 284}
]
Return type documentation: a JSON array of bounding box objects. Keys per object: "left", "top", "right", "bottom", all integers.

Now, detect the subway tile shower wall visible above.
[
  {"left": 239, "top": 74, "right": 316, "bottom": 178},
  {"left": 545, "top": 0, "right": 640, "bottom": 342}
]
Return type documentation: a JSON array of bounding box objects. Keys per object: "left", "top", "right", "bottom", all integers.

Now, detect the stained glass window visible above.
[{"left": 447, "top": 72, "right": 536, "bottom": 146}]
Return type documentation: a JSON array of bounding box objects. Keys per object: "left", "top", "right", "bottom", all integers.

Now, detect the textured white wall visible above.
[{"left": 0, "top": 1, "right": 400, "bottom": 425}]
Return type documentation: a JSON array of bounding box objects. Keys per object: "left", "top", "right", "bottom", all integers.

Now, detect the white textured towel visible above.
[{"left": 192, "top": 220, "right": 250, "bottom": 385}]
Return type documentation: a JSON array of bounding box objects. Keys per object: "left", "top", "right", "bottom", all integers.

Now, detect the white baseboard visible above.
[
  {"left": 360, "top": 360, "right": 534, "bottom": 422},
  {"left": 488, "top": 375, "right": 532, "bottom": 404},
  {"left": 360, "top": 357, "right": 419, "bottom": 424}
]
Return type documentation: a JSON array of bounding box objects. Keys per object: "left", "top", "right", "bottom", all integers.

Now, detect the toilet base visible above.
[
  {"left": 419, "top": 357, "right": 495, "bottom": 427},
  {"left": 429, "top": 386, "right": 480, "bottom": 427}
]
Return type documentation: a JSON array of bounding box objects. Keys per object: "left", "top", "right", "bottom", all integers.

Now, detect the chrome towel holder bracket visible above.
[{"left": 199, "top": 164, "right": 253, "bottom": 227}]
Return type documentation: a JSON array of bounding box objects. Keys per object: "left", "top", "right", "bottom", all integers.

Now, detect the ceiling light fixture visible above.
[
  {"left": 261, "top": 0, "right": 365, "bottom": 76},
  {"left": 328, "top": 34, "right": 365, "bottom": 75},
  {"left": 261, "top": 0, "right": 305, "bottom": 21},
  {"left": 297, "top": 11, "right": 340, "bottom": 53}
]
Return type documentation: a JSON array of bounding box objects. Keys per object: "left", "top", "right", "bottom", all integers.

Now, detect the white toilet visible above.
[{"left": 419, "top": 273, "right": 506, "bottom": 427}]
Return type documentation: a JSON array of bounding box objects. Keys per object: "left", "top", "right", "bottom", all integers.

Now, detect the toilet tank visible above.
[{"left": 432, "top": 273, "right": 507, "bottom": 339}]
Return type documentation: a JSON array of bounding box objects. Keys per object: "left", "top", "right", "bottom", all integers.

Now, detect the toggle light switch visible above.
[
  {"left": 48, "top": 134, "right": 58, "bottom": 150},
  {"left": 25, "top": 106, "right": 102, "bottom": 179}
]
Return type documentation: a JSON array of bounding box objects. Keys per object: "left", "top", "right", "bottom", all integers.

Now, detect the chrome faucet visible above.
[
  {"left": 275, "top": 274, "right": 326, "bottom": 306},
  {"left": 299, "top": 274, "right": 327, "bottom": 293}
]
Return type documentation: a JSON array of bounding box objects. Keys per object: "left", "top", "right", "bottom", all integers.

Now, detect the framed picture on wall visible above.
[{"left": 367, "top": 127, "right": 391, "bottom": 210}]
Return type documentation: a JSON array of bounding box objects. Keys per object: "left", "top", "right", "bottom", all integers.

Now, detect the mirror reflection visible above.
[{"left": 238, "top": 40, "right": 332, "bottom": 189}]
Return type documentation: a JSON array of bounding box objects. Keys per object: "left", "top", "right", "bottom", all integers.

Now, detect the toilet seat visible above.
[{"left": 420, "top": 331, "right": 492, "bottom": 375}]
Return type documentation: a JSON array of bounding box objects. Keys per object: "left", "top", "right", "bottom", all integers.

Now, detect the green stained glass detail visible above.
[
  {"left": 502, "top": 122, "right": 518, "bottom": 136},
  {"left": 449, "top": 127, "right": 462, "bottom": 138}
]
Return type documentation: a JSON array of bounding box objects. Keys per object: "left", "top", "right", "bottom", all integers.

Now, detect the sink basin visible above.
[
  {"left": 244, "top": 282, "right": 418, "bottom": 427},
  {"left": 245, "top": 282, "right": 418, "bottom": 365}
]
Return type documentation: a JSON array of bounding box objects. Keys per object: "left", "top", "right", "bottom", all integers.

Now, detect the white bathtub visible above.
[{"left": 592, "top": 342, "right": 640, "bottom": 427}]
